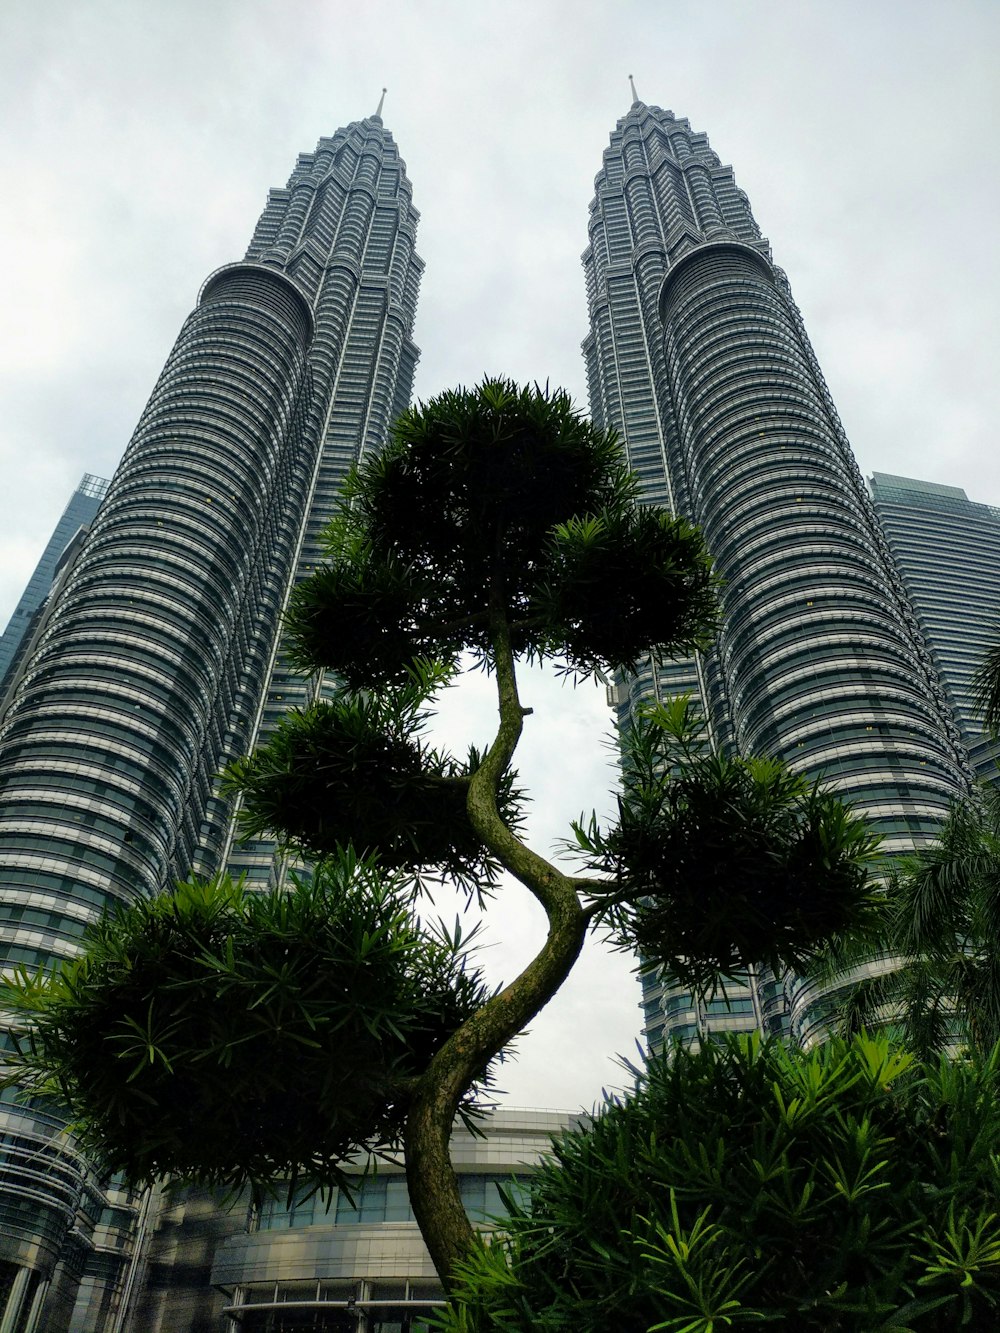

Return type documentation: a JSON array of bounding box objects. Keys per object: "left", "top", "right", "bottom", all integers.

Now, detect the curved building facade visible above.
[
  {"left": 870, "top": 472, "right": 1000, "bottom": 786},
  {"left": 0, "top": 474, "right": 110, "bottom": 710},
  {"left": 583, "top": 95, "right": 970, "bottom": 1049},
  {"left": 128, "top": 1110, "right": 576, "bottom": 1333},
  {"left": 0, "top": 111, "right": 422, "bottom": 1331}
]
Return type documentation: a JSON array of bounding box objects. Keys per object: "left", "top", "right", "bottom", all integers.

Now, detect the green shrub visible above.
[{"left": 440, "top": 1034, "right": 1000, "bottom": 1331}]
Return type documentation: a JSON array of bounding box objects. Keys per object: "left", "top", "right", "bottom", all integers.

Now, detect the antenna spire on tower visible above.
[
  {"left": 375, "top": 87, "right": 387, "bottom": 119},
  {"left": 628, "top": 74, "right": 640, "bottom": 104}
]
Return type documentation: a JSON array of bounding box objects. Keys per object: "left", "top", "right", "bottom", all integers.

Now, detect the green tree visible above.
[
  {"left": 1, "top": 379, "right": 879, "bottom": 1287},
  {"left": 439, "top": 1034, "right": 1000, "bottom": 1332},
  {"left": 836, "top": 785, "right": 1000, "bottom": 1058}
]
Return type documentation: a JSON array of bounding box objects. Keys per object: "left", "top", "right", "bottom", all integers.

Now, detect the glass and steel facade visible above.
[
  {"left": 871, "top": 472, "right": 1000, "bottom": 785},
  {"left": 582, "top": 97, "right": 970, "bottom": 1050},
  {"left": 0, "top": 474, "right": 110, "bottom": 709},
  {"left": 0, "top": 112, "right": 422, "bottom": 1331}
]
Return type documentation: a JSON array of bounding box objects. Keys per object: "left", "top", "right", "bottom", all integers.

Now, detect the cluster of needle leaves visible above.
[
  {"left": 222, "top": 659, "right": 524, "bottom": 901},
  {"left": 3, "top": 859, "right": 492, "bottom": 1198},
  {"left": 440, "top": 1034, "right": 1000, "bottom": 1332},
  {"left": 284, "top": 379, "right": 718, "bottom": 683},
  {"left": 576, "top": 697, "right": 882, "bottom": 998}
]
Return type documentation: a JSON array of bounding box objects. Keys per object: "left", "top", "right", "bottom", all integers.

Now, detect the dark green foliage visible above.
[
  {"left": 439, "top": 1035, "right": 1000, "bottom": 1332},
  {"left": 286, "top": 539, "right": 440, "bottom": 686},
  {"left": 222, "top": 666, "right": 523, "bottom": 896},
  {"left": 284, "top": 379, "right": 717, "bottom": 685},
  {"left": 361, "top": 379, "right": 630, "bottom": 586},
  {"left": 2, "top": 861, "right": 492, "bottom": 1196},
  {"left": 578, "top": 700, "right": 881, "bottom": 997},
  {"left": 532, "top": 509, "right": 717, "bottom": 673},
  {"left": 973, "top": 634, "right": 1000, "bottom": 736},
  {"left": 838, "top": 785, "right": 1000, "bottom": 1057}
]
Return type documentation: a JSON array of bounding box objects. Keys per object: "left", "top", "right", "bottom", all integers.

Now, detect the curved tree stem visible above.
[{"left": 404, "top": 583, "right": 589, "bottom": 1288}]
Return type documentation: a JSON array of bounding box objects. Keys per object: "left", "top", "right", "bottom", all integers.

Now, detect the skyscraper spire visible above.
[
  {"left": 628, "top": 73, "right": 640, "bottom": 104},
  {"left": 374, "top": 86, "right": 387, "bottom": 119}
]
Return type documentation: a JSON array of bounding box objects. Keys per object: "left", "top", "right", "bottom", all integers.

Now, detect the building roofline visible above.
[
  {"left": 658, "top": 240, "right": 774, "bottom": 323},
  {"left": 198, "top": 261, "right": 315, "bottom": 343}
]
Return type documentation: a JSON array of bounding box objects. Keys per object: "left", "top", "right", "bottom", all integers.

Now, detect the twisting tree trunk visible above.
[{"left": 403, "top": 582, "right": 589, "bottom": 1287}]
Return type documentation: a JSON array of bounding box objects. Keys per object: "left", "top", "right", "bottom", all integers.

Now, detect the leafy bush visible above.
[
  {"left": 440, "top": 1034, "right": 1000, "bottom": 1331},
  {"left": 221, "top": 662, "right": 524, "bottom": 897},
  {"left": 579, "top": 699, "right": 882, "bottom": 997},
  {"left": 3, "top": 858, "right": 492, "bottom": 1197},
  {"left": 285, "top": 378, "right": 718, "bottom": 684}
]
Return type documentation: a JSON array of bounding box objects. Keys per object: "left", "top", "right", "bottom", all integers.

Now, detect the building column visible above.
[
  {"left": 21, "top": 1278, "right": 48, "bottom": 1333},
  {"left": 0, "top": 1267, "right": 32, "bottom": 1333}
]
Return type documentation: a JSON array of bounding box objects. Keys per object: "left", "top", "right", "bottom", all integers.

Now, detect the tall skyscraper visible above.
[
  {"left": 0, "top": 108, "right": 422, "bottom": 1332},
  {"left": 871, "top": 472, "right": 1000, "bottom": 785},
  {"left": 583, "top": 90, "right": 971, "bottom": 1050},
  {"left": 0, "top": 474, "right": 110, "bottom": 707}
]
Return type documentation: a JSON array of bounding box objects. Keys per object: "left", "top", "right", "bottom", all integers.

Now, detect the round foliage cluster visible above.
[
  {"left": 364, "top": 379, "right": 629, "bottom": 589},
  {"left": 285, "top": 543, "right": 444, "bottom": 687},
  {"left": 223, "top": 693, "right": 522, "bottom": 895},
  {"left": 533, "top": 508, "right": 717, "bottom": 672},
  {"left": 3, "top": 865, "right": 492, "bottom": 1195},
  {"left": 586, "top": 744, "right": 879, "bottom": 995},
  {"left": 285, "top": 379, "right": 717, "bottom": 686},
  {"left": 441, "top": 1036, "right": 1000, "bottom": 1331}
]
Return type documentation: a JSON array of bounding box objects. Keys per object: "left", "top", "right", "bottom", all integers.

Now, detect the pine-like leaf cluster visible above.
[
  {"left": 222, "top": 664, "right": 523, "bottom": 896},
  {"left": 2, "top": 861, "right": 493, "bottom": 1197},
  {"left": 578, "top": 701, "right": 881, "bottom": 996},
  {"left": 285, "top": 378, "right": 718, "bottom": 683},
  {"left": 440, "top": 1035, "right": 1000, "bottom": 1331}
]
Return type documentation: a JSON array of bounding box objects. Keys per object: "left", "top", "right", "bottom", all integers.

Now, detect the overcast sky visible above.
[{"left": 1, "top": 0, "right": 998, "bottom": 1111}]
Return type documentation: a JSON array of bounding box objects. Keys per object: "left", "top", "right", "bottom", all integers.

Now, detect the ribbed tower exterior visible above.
[
  {"left": 583, "top": 97, "right": 970, "bottom": 1051},
  {"left": 0, "top": 113, "right": 421, "bottom": 1332},
  {"left": 0, "top": 475, "right": 110, "bottom": 709},
  {"left": 871, "top": 473, "right": 1000, "bottom": 785}
]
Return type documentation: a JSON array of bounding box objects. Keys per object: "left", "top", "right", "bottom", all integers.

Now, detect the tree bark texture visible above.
[{"left": 403, "top": 585, "right": 589, "bottom": 1288}]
